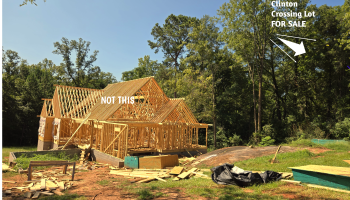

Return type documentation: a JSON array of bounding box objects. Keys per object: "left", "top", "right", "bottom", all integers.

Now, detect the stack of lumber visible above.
[
  {"left": 109, "top": 166, "right": 211, "bottom": 183},
  {"left": 3, "top": 178, "right": 75, "bottom": 198}
]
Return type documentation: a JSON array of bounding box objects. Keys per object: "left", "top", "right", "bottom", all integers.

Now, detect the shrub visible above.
[
  {"left": 259, "top": 136, "right": 275, "bottom": 146},
  {"left": 332, "top": 118, "right": 350, "bottom": 140},
  {"left": 229, "top": 134, "right": 242, "bottom": 146}
]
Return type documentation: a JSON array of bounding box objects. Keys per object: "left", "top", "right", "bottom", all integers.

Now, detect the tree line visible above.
[
  {"left": 3, "top": 0, "right": 350, "bottom": 148},
  {"left": 2, "top": 38, "right": 116, "bottom": 146},
  {"left": 122, "top": 0, "right": 350, "bottom": 148}
]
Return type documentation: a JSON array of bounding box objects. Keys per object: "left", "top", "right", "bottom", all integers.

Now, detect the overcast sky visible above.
[{"left": 2, "top": 0, "right": 346, "bottom": 81}]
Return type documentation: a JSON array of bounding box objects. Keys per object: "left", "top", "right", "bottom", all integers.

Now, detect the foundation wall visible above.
[
  {"left": 91, "top": 149, "right": 124, "bottom": 168},
  {"left": 37, "top": 139, "right": 53, "bottom": 151},
  {"left": 8, "top": 149, "right": 81, "bottom": 165}
]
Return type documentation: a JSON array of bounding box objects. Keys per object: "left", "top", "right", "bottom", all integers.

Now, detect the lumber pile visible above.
[
  {"left": 109, "top": 166, "right": 211, "bottom": 184},
  {"left": 3, "top": 178, "right": 75, "bottom": 198}
]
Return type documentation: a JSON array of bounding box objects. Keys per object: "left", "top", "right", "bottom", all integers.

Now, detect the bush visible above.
[
  {"left": 259, "top": 136, "right": 275, "bottom": 146},
  {"left": 332, "top": 118, "right": 350, "bottom": 140},
  {"left": 229, "top": 134, "right": 242, "bottom": 146}
]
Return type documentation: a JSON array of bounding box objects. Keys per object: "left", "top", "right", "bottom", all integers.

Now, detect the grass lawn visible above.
[{"left": 2, "top": 146, "right": 37, "bottom": 162}]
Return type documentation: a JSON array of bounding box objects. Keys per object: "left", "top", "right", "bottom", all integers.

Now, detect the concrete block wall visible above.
[
  {"left": 37, "top": 139, "right": 53, "bottom": 151},
  {"left": 90, "top": 149, "right": 124, "bottom": 168}
]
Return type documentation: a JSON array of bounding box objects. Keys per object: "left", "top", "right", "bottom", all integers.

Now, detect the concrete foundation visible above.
[
  {"left": 37, "top": 139, "right": 53, "bottom": 151},
  {"left": 90, "top": 149, "right": 124, "bottom": 168}
]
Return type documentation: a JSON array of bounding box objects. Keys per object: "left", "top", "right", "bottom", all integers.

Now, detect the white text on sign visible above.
[{"left": 101, "top": 96, "right": 135, "bottom": 104}]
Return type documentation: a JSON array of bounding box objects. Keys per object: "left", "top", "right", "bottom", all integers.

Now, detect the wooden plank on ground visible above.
[
  {"left": 58, "top": 182, "right": 65, "bottom": 190},
  {"left": 46, "top": 180, "right": 58, "bottom": 188},
  {"left": 128, "top": 178, "right": 145, "bottom": 183},
  {"left": 178, "top": 168, "right": 198, "bottom": 179},
  {"left": 41, "top": 191, "right": 54, "bottom": 196},
  {"left": 170, "top": 166, "right": 184, "bottom": 175},
  {"left": 3, "top": 181, "right": 16, "bottom": 183},
  {"left": 32, "top": 191, "right": 41, "bottom": 199},
  {"left": 344, "top": 160, "right": 350, "bottom": 165},
  {"left": 271, "top": 145, "right": 281, "bottom": 164},
  {"left": 137, "top": 178, "right": 156, "bottom": 183},
  {"left": 40, "top": 179, "right": 46, "bottom": 190},
  {"left": 307, "top": 184, "right": 350, "bottom": 194},
  {"left": 281, "top": 180, "right": 301, "bottom": 184},
  {"left": 155, "top": 177, "right": 167, "bottom": 182}
]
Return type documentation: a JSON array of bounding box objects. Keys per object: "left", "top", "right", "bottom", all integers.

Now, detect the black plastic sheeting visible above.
[{"left": 211, "top": 163, "right": 282, "bottom": 187}]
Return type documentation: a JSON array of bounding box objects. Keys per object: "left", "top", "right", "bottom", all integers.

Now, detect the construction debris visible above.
[
  {"left": 2, "top": 161, "right": 116, "bottom": 198},
  {"left": 109, "top": 166, "right": 210, "bottom": 184},
  {"left": 2, "top": 163, "right": 16, "bottom": 172},
  {"left": 3, "top": 177, "right": 75, "bottom": 198}
]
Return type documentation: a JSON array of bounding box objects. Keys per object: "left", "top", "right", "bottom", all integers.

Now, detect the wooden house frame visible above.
[{"left": 38, "top": 77, "right": 208, "bottom": 159}]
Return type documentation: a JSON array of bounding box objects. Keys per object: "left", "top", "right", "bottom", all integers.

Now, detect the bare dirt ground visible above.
[{"left": 192, "top": 146, "right": 331, "bottom": 167}]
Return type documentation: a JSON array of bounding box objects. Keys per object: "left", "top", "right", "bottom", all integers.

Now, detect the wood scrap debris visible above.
[
  {"left": 2, "top": 163, "right": 16, "bottom": 172},
  {"left": 2, "top": 178, "right": 74, "bottom": 198},
  {"left": 109, "top": 166, "right": 210, "bottom": 184}
]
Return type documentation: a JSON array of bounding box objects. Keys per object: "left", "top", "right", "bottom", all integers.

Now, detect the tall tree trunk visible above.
[
  {"left": 270, "top": 43, "right": 281, "bottom": 121},
  {"left": 248, "top": 63, "right": 257, "bottom": 133},
  {"left": 258, "top": 61, "right": 263, "bottom": 132},
  {"left": 212, "top": 67, "right": 216, "bottom": 148},
  {"left": 174, "top": 61, "right": 178, "bottom": 98}
]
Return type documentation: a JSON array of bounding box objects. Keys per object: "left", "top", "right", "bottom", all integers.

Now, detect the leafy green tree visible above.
[
  {"left": 121, "top": 55, "right": 158, "bottom": 81},
  {"left": 53, "top": 37, "right": 102, "bottom": 88},
  {"left": 218, "top": 0, "right": 275, "bottom": 132},
  {"left": 182, "top": 15, "right": 240, "bottom": 148},
  {"left": 148, "top": 14, "right": 199, "bottom": 98}
]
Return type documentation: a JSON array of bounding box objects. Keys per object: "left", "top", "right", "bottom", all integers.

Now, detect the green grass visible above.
[
  {"left": 323, "top": 141, "right": 350, "bottom": 151},
  {"left": 40, "top": 193, "right": 86, "bottom": 200},
  {"left": 97, "top": 179, "right": 110, "bottom": 186},
  {"left": 283, "top": 139, "right": 323, "bottom": 148},
  {"left": 235, "top": 149, "right": 349, "bottom": 172},
  {"left": 129, "top": 178, "right": 285, "bottom": 199},
  {"left": 2, "top": 146, "right": 37, "bottom": 162},
  {"left": 136, "top": 189, "right": 154, "bottom": 200},
  {"left": 14, "top": 152, "right": 79, "bottom": 170}
]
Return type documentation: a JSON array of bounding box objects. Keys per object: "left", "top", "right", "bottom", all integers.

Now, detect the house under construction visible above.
[{"left": 37, "top": 77, "right": 208, "bottom": 160}]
